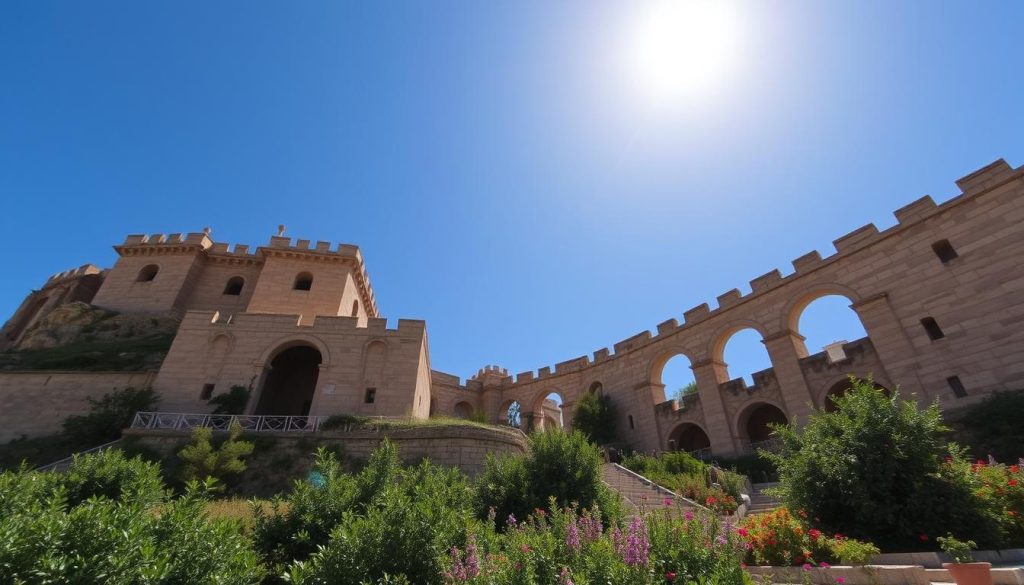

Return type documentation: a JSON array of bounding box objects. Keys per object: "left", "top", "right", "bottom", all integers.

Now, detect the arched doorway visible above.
[
  {"left": 453, "top": 401, "right": 474, "bottom": 419},
  {"left": 739, "top": 402, "right": 788, "bottom": 452},
  {"left": 255, "top": 346, "right": 322, "bottom": 416},
  {"left": 667, "top": 423, "right": 712, "bottom": 457}
]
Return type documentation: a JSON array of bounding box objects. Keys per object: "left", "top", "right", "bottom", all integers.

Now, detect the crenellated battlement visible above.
[
  {"left": 43, "top": 264, "right": 103, "bottom": 288},
  {"left": 479, "top": 158, "right": 1024, "bottom": 392},
  {"left": 179, "top": 310, "right": 424, "bottom": 337}
]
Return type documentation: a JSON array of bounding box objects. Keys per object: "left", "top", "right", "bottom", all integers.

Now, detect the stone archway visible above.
[
  {"left": 254, "top": 345, "right": 322, "bottom": 416},
  {"left": 736, "top": 402, "right": 788, "bottom": 452},
  {"left": 453, "top": 401, "right": 474, "bottom": 419},
  {"left": 667, "top": 422, "right": 712, "bottom": 454}
]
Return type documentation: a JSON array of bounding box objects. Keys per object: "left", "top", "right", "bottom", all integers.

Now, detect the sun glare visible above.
[{"left": 623, "top": 0, "right": 741, "bottom": 106}]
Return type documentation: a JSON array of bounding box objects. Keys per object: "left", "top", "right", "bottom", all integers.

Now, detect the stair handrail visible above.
[
  {"left": 605, "top": 462, "right": 707, "bottom": 511},
  {"left": 35, "top": 438, "right": 122, "bottom": 472}
]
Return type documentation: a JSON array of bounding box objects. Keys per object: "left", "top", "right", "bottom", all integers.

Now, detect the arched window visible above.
[
  {"left": 293, "top": 272, "right": 313, "bottom": 291},
  {"left": 351, "top": 300, "right": 359, "bottom": 317},
  {"left": 136, "top": 264, "right": 159, "bottom": 282},
  {"left": 223, "top": 276, "right": 245, "bottom": 296}
]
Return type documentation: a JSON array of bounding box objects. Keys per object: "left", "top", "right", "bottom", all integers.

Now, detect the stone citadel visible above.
[{"left": 2, "top": 158, "right": 1023, "bottom": 458}]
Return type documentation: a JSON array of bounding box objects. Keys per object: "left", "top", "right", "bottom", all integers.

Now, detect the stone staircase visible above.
[
  {"left": 746, "top": 482, "right": 781, "bottom": 516},
  {"left": 601, "top": 462, "right": 703, "bottom": 514}
]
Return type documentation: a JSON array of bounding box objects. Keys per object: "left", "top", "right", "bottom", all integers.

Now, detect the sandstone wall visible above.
[
  {"left": 0, "top": 371, "right": 157, "bottom": 442},
  {"left": 153, "top": 310, "right": 431, "bottom": 418},
  {"left": 124, "top": 423, "right": 527, "bottom": 482},
  {"left": 436, "top": 159, "right": 1024, "bottom": 457}
]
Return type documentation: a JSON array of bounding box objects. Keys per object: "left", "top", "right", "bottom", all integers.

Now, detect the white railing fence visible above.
[
  {"left": 36, "top": 439, "right": 122, "bottom": 473},
  {"left": 129, "top": 411, "right": 408, "bottom": 433}
]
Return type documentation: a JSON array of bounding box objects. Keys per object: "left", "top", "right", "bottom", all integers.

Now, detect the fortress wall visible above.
[
  {"left": 182, "top": 261, "right": 263, "bottom": 318},
  {"left": 125, "top": 424, "right": 527, "bottom": 479},
  {"left": 245, "top": 255, "right": 355, "bottom": 324},
  {"left": 468, "top": 160, "right": 1024, "bottom": 455},
  {"left": 91, "top": 242, "right": 208, "bottom": 313},
  {"left": 338, "top": 271, "right": 370, "bottom": 327},
  {"left": 0, "top": 268, "right": 104, "bottom": 351},
  {"left": 430, "top": 371, "right": 483, "bottom": 418},
  {"left": 153, "top": 311, "right": 431, "bottom": 419},
  {"left": 0, "top": 371, "right": 157, "bottom": 442}
]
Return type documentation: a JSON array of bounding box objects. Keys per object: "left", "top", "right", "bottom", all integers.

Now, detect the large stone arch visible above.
[
  {"left": 781, "top": 283, "right": 865, "bottom": 357},
  {"left": 708, "top": 319, "right": 772, "bottom": 365},
  {"left": 453, "top": 400, "right": 474, "bottom": 419},
  {"left": 733, "top": 400, "right": 789, "bottom": 448},
  {"left": 529, "top": 389, "right": 564, "bottom": 431},
  {"left": 666, "top": 421, "right": 712, "bottom": 454},
  {"left": 647, "top": 345, "right": 699, "bottom": 385},
  {"left": 253, "top": 342, "right": 323, "bottom": 416},
  {"left": 255, "top": 333, "right": 332, "bottom": 369},
  {"left": 817, "top": 375, "right": 891, "bottom": 412}
]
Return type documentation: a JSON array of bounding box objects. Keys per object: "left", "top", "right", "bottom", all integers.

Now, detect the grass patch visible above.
[
  {"left": 0, "top": 334, "right": 174, "bottom": 371},
  {"left": 321, "top": 414, "right": 512, "bottom": 433},
  {"left": 204, "top": 498, "right": 285, "bottom": 533}
]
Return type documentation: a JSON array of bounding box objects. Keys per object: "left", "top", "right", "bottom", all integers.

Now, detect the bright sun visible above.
[{"left": 623, "top": 0, "right": 741, "bottom": 105}]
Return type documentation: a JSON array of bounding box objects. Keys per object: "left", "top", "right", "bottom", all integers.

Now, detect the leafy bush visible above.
[
  {"left": 253, "top": 447, "right": 361, "bottom": 578},
  {"left": 937, "top": 534, "right": 976, "bottom": 564},
  {"left": 62, "top": 448, "right": 165, "bottom": 506},
  {"left": 738, "top": 508, "right": 879, "bottom": 566},
  {"left": 959, "top": 390, "right": 1024, "bottom": 462},
  {"left": 285, "top": 459, "right": 476, "bottom": 585},
  {"left": 715, "top": 453, "right": 778, "bottom": 484},
  {"left": 320, "top": 413, "right": 371, "bottom": 430},
  {"left": 0, "top": 465, "right": 264, "bottom": 583},
  {"left": 62, "top": 386, "right": 159, "bottom": 446},
  {"left": 572, "top": 391, "right": 617, "bottom": 445},
  {"left": 621, "top": 451, "right": 745, "bottom": 513},
  {"left": 477, "top": 430, "right": 622, "bottom": 529},
  {"left": 209, "top": 384, "right": 251, "bottom": 414},
  {"left": 769, "top": 377, "right": 996, "bottom": 551},
  {"left": 178, "top": 420, "right": 254, "bottom": 486},
  {"left": 948, "top": 457, "right": 1024, "bottom": 545}
]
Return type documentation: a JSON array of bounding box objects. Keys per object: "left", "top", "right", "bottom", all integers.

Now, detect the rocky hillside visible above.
[{"left": 0, "top": 302, "right": 180, "bottom": 371}]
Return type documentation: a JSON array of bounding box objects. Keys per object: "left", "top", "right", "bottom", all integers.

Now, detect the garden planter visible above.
[{"left": 943, "top": 562, "right": 992, "bottom": 585}]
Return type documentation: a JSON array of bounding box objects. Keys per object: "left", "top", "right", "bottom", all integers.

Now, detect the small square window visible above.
[
  {"left": 932, "top": 240, "right": 958, "bottom": 264},
  {"left": 947, "top": 376, "right": 968, "bottom": 398},
  {"left": 365, "top": 388, "right": 376, "bottom": 404},
  {"left": 200, "top": 383, "right": 215, "bottom": 401},
  {"left": 921, "top": 317, "right": 945, "bottom": 341}
]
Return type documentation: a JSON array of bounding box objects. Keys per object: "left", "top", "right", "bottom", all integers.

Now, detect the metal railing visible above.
[
  {"left": 131, "top": 411, "right": 327, "bottom": 433},
  {"left": 36, "top": 439, "right": 122, "bottom": 473}
]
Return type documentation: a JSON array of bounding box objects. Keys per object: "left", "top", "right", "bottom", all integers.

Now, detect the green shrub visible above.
[
  {"left": 320, "top": 413, "right": 371, "bottom": 430},
  {"left": 62, "top": 448, "right": 165, "bottom": 506},
  {"left": 572, "top": 391, "right": 617, "bottom": 445},
  {"left": 0, "top": 467, "right": 264, "bottom": 583},
  {"left": 208, "top": 384, "right": 251, "bottom": 415},
  {"left": 477, "top": 430, "right": 621, "bottom": 528},
  {"left": 177, "top": 420, "right": 254, "bottom": 486},
  {"left": 959, "top": 390, "right": 1024, "bottom": 462},
  {"left": 769, "top": 377, "right": 996, "bottom": 551},
  {"left": 62, "top": 386, "right": 159, "bottom": 446},
  {"left": 715, "top": 453, "right": 778, "bottom": 483},
  {"left": 738, "top": 507, "right": 879, "bottom": 566},
  {"left": 286, "top": 459, "right": 476, "bottom": 585}
]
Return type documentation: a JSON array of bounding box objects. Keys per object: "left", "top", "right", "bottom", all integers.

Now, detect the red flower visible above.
[
  {"left": 737, "top": 528, "right": 749, "bottom": 537},
  {"left": 919, "top": 534, "right": 929, "bottom": 541},
  {"left": 706, "top": 496, "right": 717, "bottom": 506},
  {"left": 1011, "top": 465, "right": 1019, "bottom": 474},
  {"left": 1009, "top": 479, "right": 1019, "bottom": 487},
  {"left": 808, "top": 529, "right": 822, "bottom": 541},
  {"left": 519, "top": 544, "right": 531, "bottom": 553},
  {"left": 666, "top": 572, "right": 677, "bottom": 582}
]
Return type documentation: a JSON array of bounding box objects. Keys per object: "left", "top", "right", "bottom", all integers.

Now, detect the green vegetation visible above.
[
  {"left": 937, "top": 534, "right": 977, "bottom": 564},
  {"left": 957, "top": 389, "right": 1024, "bottom": 462},
  {"left": 178, "top": 420, "right": 255, "bottom": 486},
  {"left": 209, "top": 384, "right": 252, "bottom": 414},
  {"left": 321, "top": 413, "right": 512, "bottom": 432},
  {"left": 0, "top": 334, "right": 174, "bottom": 371},
  {"left": 622, "top": 451, "right": 744, "bottom": 514},
  {"left": 63, "top": 386, "right": 159, "bottom": 445},
  {"left": 672, "top": 380, "right": 699, "bottom": 402},
  {"left": 477, "top": 430, "right": 623, "bottom": 529},
  {"left": 0, "top": 386, "right": 158, "bottom": 470},
  {"left": 769, "top": 377, "right": 1023, "bottom": 552},
  {"left": 572, "top": 390, "right": 618, "bottom": 445}
]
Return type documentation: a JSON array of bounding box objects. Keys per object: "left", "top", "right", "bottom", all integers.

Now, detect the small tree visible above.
[
  {"left": 178, "top": 421, "right": 254, "bottom": 486},
  {"left": 208, "top": 385, "right": 250, "bottom": 415},
  {"left": 673, "top": 381, "right": 699, "bottom": 402},
  {"left": 769, "top": 377, "right": 993, "bottom": 551},
  {"left": 63, "top": 387, "right": 159, "bottom": 445},
  {"left": 572, "top": 391, "right": 617, "bottom": 445}
]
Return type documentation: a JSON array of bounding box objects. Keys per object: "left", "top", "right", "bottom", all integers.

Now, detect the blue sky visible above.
[{"left": 1, "top": 2, "right": 1022, "bottom": 394}]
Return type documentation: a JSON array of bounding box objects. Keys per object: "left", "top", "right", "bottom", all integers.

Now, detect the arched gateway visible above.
[{"left": 254, "top": 345, "right": 322, "bottom": 416}]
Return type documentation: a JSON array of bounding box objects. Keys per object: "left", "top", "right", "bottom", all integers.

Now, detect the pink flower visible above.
[
  {"left": 820, "top": 562, "right": 831, "bottom": 569},
  {"left": 737, "top": 527, "right": 749, "bottom": 537},
  {"left": 664, "top": 497, "right": 673, "bottom": 506},
  {"left": 836, "top": 578, "right": 846, "bottom": 584},
  {"left": 802, "top": 563, "right": 813, "bottom": 571},
  {"left": 685, "top": 510, "right": 694, "bottom": 521}
]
